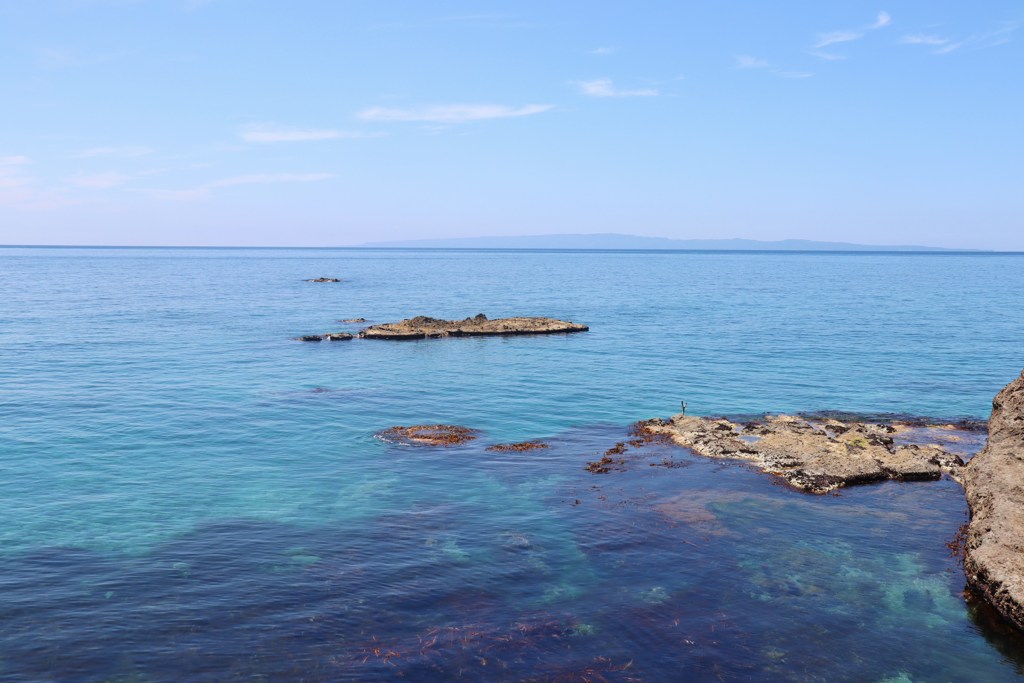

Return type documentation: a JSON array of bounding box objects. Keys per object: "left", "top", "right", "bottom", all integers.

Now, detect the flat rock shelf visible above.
[
  {"left": 638, "top": 414, "right": 967, "bottom": 494},
  {"left": 358, "top": 313, "right": 589, "bottom": 340}
]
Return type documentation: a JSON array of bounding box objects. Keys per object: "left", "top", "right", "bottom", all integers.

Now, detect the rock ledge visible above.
[
  {"left": 639, "top": 414, "right": 963, "bottom": 494},
  {"left": 359, "top": 313, "right": 588, "bottom": 340}
]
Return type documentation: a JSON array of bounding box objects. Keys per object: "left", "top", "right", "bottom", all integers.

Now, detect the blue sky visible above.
[{"left": 1, "top": 1, "right": 1021, "bottom": 248}]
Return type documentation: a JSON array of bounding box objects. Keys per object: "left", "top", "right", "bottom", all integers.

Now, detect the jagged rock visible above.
[
  {"left": 359, "top": 313, "right": 588, "bottom": 340},
  {"left": 641, "top": 413, "right": 962, "bottom": 494},
  {"left": 305, "top": 277, "right": 342, "bottom": 283},
  {"left": 964, "top": 370, "right": 1024, "bottom": 630}
]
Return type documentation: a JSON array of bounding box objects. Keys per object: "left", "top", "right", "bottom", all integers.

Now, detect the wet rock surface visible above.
[
  {"left": 376, "top": 425, "right": 479, "bottom": 447},
  {"left": 639, "top": 414, "right": 964, "bottom": 494},
  {"left": 295, "top": 332, "right": 353, "bottom": 342},
  {"left": 358, "top": 313, "right": 588, "bottom": 340},
  {"left": 964, "top": 370, "right": 1024, "bottom": 630},
  {"left": 305, "top": 277, "right": 342, "bottom": 283}
]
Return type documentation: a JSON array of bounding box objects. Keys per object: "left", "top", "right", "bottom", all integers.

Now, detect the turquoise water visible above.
[{"left": 1, "top": 247, "right": 1023, "bottom": 681}]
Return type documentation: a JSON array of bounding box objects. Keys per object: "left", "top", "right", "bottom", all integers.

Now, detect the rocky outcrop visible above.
[
  {"left": 964, "top": 370, "right": 1024, "bottom": 630},
  {"left": 295, "top": 332, "right": 353, "bottom": 342},
  {"left": 305, "top": 277, "right": 342, "bottom": 283},
  {"left": 359, "top": 313, "right": 588, "bottom": 340},
  {"left": 639, "top": 414, "right": 964, "bottom": 494},
  {"left": 376, "top": 425, "right": 478, "bottom": 446}
]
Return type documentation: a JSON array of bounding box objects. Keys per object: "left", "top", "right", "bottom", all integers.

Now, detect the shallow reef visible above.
[{"left": 376, "top": 424, "right": 479, "bottom": 447}]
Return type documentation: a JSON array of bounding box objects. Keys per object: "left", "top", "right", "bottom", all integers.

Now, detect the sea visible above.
[{"left": 1, "top": 247, "right": 1023, "bottom": 682}]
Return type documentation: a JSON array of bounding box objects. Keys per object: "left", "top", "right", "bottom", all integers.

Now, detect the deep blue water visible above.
[{"left": 2, "top": 247, "right": 1024, "bottom": 681}]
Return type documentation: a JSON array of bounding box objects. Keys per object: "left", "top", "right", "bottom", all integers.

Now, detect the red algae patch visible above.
[
  {"left": 584, "top": 424, "right": 680, "bottom": 474},
  {"left": 376, "top": 425, "right": 478, "bottom": 447},
  {"left": 486, "top": 441, "right": 550, "bottom": 453}
]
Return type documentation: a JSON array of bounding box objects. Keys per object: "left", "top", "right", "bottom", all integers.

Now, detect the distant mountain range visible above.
[{"left": 358, "top": 233, "right": 970, "bottom": 252}]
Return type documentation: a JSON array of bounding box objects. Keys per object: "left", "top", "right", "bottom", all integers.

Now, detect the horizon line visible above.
[{"left": 0, "top": 244, "right": 1012, "bottom": 254}]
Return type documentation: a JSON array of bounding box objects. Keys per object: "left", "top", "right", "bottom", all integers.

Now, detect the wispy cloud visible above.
[
  {"left": 153, "top": 173, "right": 334, "bottom": 201},
  {"left": 239, "top": 124, "right": 382, "bottom": 143},
  {"left": 870, "top": 11, "right": 892, "bottom": 30},
  {"left": 0, "top": 155, "right": 32, "bottom": 192},
  {"left": 35, "top": 46, "right": 122, "bottom": 69},
  {"left": 368, "top": 13, "right": 536, "bottom": 31},
  {"left": 901, "top": 23, "right": 1015, "bottom": 55},
  {"left": 901, "top": 34, "right": 950, "bottom": 46},
  {"left": 76, "top": 146, "right": 154, "bottom": 159},
  {"left": 69, "top": 171, "right": 132, "bottom": 189},
  {"left": 0, "top": 156, "right": 71, "bottom": 209},
  {"left": 814, "top": 31, "right": 863, "bottom": 49},
  {"left": 810, "top": 12, "right": 891, "bottom": 60},
  {"left": 810, "top": 51, "right": 848, "bottom": 61},
  {"left": 357, "top": 104, "right": 554, "bottom": 124},
  {"left": 734, "top": 55, "right": 771, "bottom": 69},
  {"left": 0, "top": 165, "right": 36, "bottom": 206},
  {"left": 733, "top": 56, "right": 812, "bottom": 79},
  {"left": 575, "top": 78, "right": 658, "bottom": 97},
  {"left": 590, "top": 46, "right": 616, "bottom": 56}
]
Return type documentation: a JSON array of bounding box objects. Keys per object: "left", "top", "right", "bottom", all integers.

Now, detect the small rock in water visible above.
[
  {"left": 294, "top": 332, "right": 353, "bottom": 342},
  {"left": 305, "top": 277, "right": 342, "bottom": 283},
  {"left": 339, "top": 318, "right": 367, "bottom": 323},
  {"left": 359, "top": 314, "right": 588, "bottom": 340},
  {"left": 376, "top": 424, "right": 479, "bottom": 446}
]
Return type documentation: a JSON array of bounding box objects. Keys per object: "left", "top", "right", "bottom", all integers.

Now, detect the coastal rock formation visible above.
[
  {"left": 964, "top": 370, "right": 1024, "bottom": 630},
  {"left": 359, "top": 313, "right": 588, "bottom": 340},
  {"left": 295, "top": 332, "right": 354, "bottom": 342},
  {"left": 639, "top": 414, "right": 963, "bottom": 494},
  {"left": 376, "top": 425, "right": 478, "bottom": 447},
  {"left": 305, "top": 277, "right": 342, "bottom": 283}
]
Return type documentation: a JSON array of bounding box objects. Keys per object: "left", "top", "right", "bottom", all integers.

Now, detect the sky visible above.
[{"left": 0, "top": 1, "right": 1021, "bottom": 249}]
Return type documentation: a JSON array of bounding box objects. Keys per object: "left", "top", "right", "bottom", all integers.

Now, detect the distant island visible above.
[{"left": 357, "top": 233, "right": 973, "bottom": 252}]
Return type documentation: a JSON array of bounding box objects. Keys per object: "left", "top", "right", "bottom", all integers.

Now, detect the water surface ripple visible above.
[{"left": 1, "top": 248, "right": 1023, "bottom": 681}]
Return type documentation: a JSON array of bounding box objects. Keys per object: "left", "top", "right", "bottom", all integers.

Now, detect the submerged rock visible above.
[
  {"left": 339, "top": 318, "right": 367, "bottom": 323},
  {"left": 358, "top": 313, "right": 588, "bottom": 340},
  {"left": 295, "top": 332, "right": 354, "bottom": 342},
  {"left": 639, "top": 414, "right": 963, "bottom": 494},
  {"left": 305, "top": 277, "right": 342, "bottom": 283},
  {"left": 964, "top": 370, "right": 1024, "bottom": 630},
  {"left": 376, "top": 424, "right": 478, "bottom": 447},
  {"left": 486, "top": 441, "right": 549, "bottom": 452}
]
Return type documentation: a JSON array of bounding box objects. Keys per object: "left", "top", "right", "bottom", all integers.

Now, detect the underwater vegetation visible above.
[{"left": 376, "top": 425, "right": 479, "bottom": 447}]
